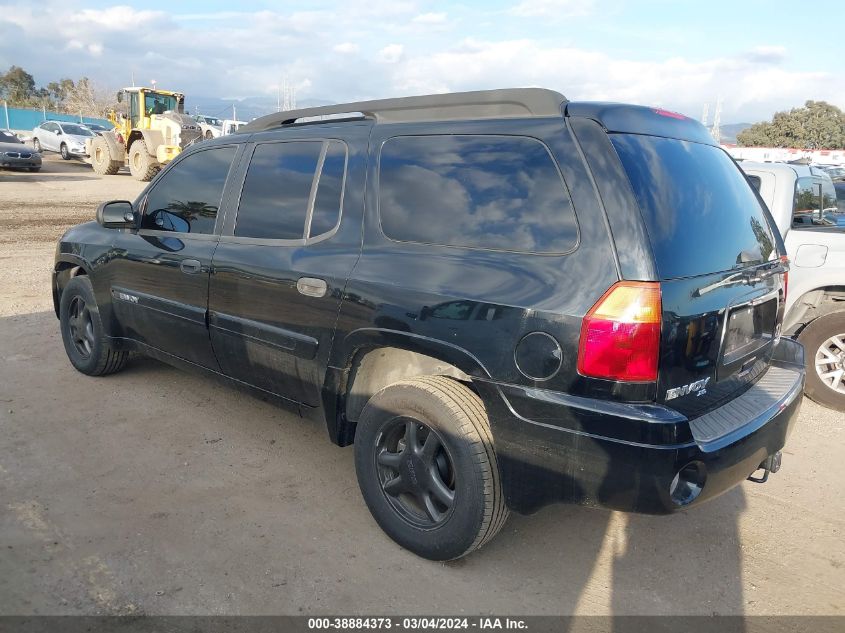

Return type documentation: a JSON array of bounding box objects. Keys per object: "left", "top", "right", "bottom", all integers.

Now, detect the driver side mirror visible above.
[
  {"left": 97, "top": 200, "right": 136, "bottom": 229},
  {"left": 55, "top": 130, "right": 62, "bottom": 135}
]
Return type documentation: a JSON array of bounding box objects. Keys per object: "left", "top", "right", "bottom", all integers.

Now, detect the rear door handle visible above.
[
  {"left": 180, "top": 259, "right": 202, "bottom": 274},
  {"left": 297, "top": 277, "right": 327, "bottom": 298}
]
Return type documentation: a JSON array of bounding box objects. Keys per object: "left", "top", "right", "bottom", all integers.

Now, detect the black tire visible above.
[
  {"left": 59, "top": 276, "right": 128, "bottom": 376},
  {"left": 33, "top": 137, "right": 42, "bottom": 153},
  {"left": 90, "top": 137, "right": 121, "bottom": 175},
  {"left": 60, "top": 143, "right": 71, "bottom": 160},
  {"left": 205, "top": 130, "right": 213, "bottom": 140},
  {"left": 128, "top": 140, "right": 160, "bottom": 181},
  {"left": 798, "top": 312, "right": 845, "bottom": 411},
  {"left": 354, "top": 376, "right": 508, "bottom": 560}
]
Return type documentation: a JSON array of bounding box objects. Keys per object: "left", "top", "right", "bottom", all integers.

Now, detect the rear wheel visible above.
[
  {"left": 128, "top": 140, "right": 160, "bottom": 181},
  {"left": 799, "top": 312, "right": 845, "bottom": 411},
  {"left": 90, "top": 137, "right": 122, "bottom": 175},
  {"left": 60, "top": 143, "right": 71, "bottom": 160},
  {"left": 354, "top": 376, "right": 508, "bottom": 560},
  {"left": 59, "top": 276, "right": 128, "bottom": 376}
]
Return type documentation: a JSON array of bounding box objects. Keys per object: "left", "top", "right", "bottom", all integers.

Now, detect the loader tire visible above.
[
  {"left": 90, "top": 137, "right": 122, "bottom": 175},
  {"left": 128, "top": 140, "right": 160, "bottom": 181}
]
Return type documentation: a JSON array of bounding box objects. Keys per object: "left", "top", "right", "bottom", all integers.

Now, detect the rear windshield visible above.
[{"left": 611, "top": 134, "right": 777, "bottom": 279}]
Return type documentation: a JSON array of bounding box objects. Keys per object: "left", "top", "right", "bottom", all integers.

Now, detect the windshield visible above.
[
  {"left": 144, "top": 92, "right": 178, "bottom": 115},
  {"left": 203, "top": 117, "right": 221, "bottom": 126},
  {"left": 62, "top": 124, "right": 94, "bottom": 137},
  {"left": 611, "top": 134, "right": 778, "bottom": 279},
  {"left": 0, "top": 131, "right": 21, "bottom": 143}
]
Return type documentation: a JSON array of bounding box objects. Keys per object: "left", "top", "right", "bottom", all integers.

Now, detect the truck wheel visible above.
[
  {"left": 798, "top": 311, "right": 845, "bottom": 411},
  {"left": 60, "top": 143, "right": 71, "bottom": 160},
  {"left": 33, "top": 138, "right": 42, "bottom": 152},
  {"left": 354, "top": 376, "right": 508, "bottom": 560},
  {"left": 90, "top": 137, "right": 122, "bottom": 175},
  {"left": 59, "top": 276, "right": 128, "bottom": 376},
  {"left": 128, "top": 140, "right": 160, "bottom": 181}
]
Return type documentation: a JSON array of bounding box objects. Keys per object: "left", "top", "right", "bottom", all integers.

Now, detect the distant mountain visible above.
[
  {"left": 719, "top": 122, "right": 752, "bottom": 145},
  {"left": 185, "top": 95, "right": 335, "bottom": 121}
]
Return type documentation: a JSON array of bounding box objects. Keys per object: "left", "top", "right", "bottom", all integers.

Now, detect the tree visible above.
[
  {"left": 0, "top": 66, "right": 37, "bottom": 104},
  {"left": 737, "top": 101, "right": 845, "bottom": 149}
]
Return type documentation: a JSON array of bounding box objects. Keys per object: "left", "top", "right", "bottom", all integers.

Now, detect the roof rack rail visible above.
[{"left": 238, "top": 88, "right": 567, "bottom": 133}]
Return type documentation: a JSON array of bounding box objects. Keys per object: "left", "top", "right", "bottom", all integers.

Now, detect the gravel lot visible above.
[{"left": 1, "top": 154, "right": 843, "bottom": 617}]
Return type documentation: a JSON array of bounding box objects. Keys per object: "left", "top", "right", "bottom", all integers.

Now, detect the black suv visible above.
[{"left": 54, "top": 89, "right": 805, "bottom": 560}]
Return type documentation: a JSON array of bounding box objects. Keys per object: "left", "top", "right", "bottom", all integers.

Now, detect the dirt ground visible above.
[{"left": 0, "top": 154, "right": 843, "bottom": 617}]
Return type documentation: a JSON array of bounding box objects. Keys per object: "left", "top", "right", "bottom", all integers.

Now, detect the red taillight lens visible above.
[
  {"left": 577, "top": 281, "right": 662, "bottom": 382},
  {"left": 780, "top": 255, "right": 789, "bottom": 305}
]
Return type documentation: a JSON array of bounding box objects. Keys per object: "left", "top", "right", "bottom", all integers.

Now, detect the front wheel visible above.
[
  {"left": 60, "top": 143, "right": 71, "bottom": 160},
  {"left": 354, "top": 376, "right": 508, "bottom": 560},
  {"left": 33, "top": 137, "right": 42, "bottom": 152},
  {"left": 59, "top": 276, "right": 129, "bottom": 376},
  {"left": 798, "top": 311, "right": 845, "bottom": 411},
  {"left": 128, "top": 140, "right": 160, "bottom": 181}
]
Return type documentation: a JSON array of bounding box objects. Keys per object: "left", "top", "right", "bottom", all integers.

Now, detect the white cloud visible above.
[
  {"left": 333, "top": 42, "right": 360, "bottom": 54},
  {"left": 378, "top": 44, "right": 404, "bottom": 64},
  {"left": 412, "top": 12, "right": 448, "bottom": 25},
  {"left": 509, "top": 0, "right": 594, "bottom": 18},
  {"left": 1, "top": 1, "right": 842, "bottom": 123}
]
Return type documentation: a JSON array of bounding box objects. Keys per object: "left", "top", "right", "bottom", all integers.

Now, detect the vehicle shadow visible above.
[{"left": 3, "top": 309, "right": 748, "bottom": 620}]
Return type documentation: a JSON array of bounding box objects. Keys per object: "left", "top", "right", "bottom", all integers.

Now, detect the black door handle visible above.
[{"left": 180, "top": 259, "right": 202, "bottom": 274}]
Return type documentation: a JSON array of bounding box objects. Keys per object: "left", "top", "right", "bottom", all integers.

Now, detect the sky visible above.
[{"left": 1, "top": 0, "right": 844, "bottom": 123}]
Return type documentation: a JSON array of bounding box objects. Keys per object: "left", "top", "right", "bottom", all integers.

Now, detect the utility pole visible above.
[
  {"left": 233, "top": 104, "right": 236, "bottom": 121},
  {"left": 701, "top": 103, "right": 709, "bottom": 127},
  {"left": 3, "top": 100, "right": 9, "bottom": 130}
]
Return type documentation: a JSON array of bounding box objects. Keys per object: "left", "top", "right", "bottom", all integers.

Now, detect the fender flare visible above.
[
  {"left": 53, "top": 255, "right": 92, "bottom": 317},
  {"left": 99, "top": 132, "right": 126, "bottom": 161},
  {"left": 321, "top": 328, "right": 491, "bottom": 446}
]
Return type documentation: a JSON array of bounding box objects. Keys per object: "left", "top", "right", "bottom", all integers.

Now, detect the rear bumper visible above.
[{"left": 481, "top": 338, "right": 805, "bottom": 515}]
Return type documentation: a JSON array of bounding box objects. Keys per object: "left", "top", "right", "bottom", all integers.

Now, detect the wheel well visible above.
[
  {"left": 343, "top": 347, "right": 472, "bottom": 435},
  {"left": 785, "top": 286, "right": 845, "bottom": 336},
  {"left": 54, "top": 263, "right": 87, "bottom": 315}
]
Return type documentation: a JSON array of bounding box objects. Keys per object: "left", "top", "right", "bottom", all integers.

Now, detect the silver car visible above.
[{"left": 32, "top": 121, "right": 95, "bottom": 160}]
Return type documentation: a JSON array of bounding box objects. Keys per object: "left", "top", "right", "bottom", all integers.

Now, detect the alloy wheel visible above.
[
  {"left": 374, "top": 416, "right": 456, "bottom": 528},
  {"left": 815, "top": 334, "right": 845, "bottom": 395},
  {"left": 68, "top": 295, "right": 95, "bottom": 358}
]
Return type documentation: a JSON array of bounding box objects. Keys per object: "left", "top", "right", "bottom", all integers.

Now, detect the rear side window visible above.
[
  {"left": 379, "top": 135, "right": 577, "bottom": 253},
  {"left": 792, "top": 176, "right": 838, "bottom": 226},
  {"left": 235, "top": 140, "right": 347, "bottom": 240},
  {"left": 746, "top": 174, "right": 762, "bottom": 192},
  {"left": 611, "top": 135, "right": 777, "bottom": 279},
  {"left": 141, "top": 146, "right": 237, "bottom": 234}
]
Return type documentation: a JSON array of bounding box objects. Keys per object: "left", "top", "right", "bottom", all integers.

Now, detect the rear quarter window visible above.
[
  {"left": 378, "top": 134, "right": 578, "bottom": 254},
  {"left": 611, "top": 134, "right": 777, "bottom": 279}
]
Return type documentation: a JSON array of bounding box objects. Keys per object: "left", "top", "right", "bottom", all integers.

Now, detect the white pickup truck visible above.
[{"left": 741, "top": 162, "right": 845, "bottom": 410}]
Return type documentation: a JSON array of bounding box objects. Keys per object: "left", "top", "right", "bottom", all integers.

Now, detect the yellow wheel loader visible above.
[{"left": 86, "top": 87, "right": 202, "bottom": 181}]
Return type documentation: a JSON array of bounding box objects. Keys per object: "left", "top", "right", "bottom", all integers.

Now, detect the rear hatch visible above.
[{"left": 611, "top": 133, "right": 787, "bottom": 417}]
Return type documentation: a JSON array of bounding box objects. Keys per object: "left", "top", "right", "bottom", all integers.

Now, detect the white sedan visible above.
[{"left": 32, "top": 121, "right": 96, "bottom": 160}]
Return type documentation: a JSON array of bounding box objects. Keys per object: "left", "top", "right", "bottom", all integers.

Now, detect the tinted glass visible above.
[
  {"left": 62, "top": 124, "right": 94, "bottom": 136},
  {"left": 141, "top": 146, "right": 236, "bottom": 234},
  {"left": 792, "top": 176, "right": 838, "bottom": 227},
  {"left": 235, "top": 142, "right": 322, "bottom": 240},
  {"left": 611, "top": 134, "right": 777, "bottom": 279},
  {"left": 309, "top": 141, "right": 346, "bottom": 238},
  {"left": 746, "top": 174, "right": 762, "bottom": 192},
  {"left": 379, "top": 135, "right": 577, "bottom": 253},
  {"left": 0, "top": 131, "right": 21, "bottom": 143},
  {"left": 836, "top": 184, "right": 845, "bottom": 213}
]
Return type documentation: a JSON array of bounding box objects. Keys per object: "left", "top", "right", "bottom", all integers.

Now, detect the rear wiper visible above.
[{"left": 694, "top": 264, "right": 786, "bottom": 297}]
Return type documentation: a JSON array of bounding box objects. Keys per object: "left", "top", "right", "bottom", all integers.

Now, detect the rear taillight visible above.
[
  {"left": 577, "top": 281, "right": 662, "bottom": 382},
  {"left": 781, "top": 255, "right": 789, "bottom": 305}
]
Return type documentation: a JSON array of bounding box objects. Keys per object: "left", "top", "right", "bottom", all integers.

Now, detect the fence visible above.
[{"left": 2, "top": 102, "right": 110, "bottom": 133}]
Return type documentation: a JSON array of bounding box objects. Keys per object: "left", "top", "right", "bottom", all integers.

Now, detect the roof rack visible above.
[{"left": 238, "top": 88, "right": 567, "bottom": 133}]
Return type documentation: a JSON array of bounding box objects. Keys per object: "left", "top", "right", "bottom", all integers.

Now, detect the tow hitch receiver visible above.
[{"left": 748, "top": 451, "right": 782, "bottom": 484}]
